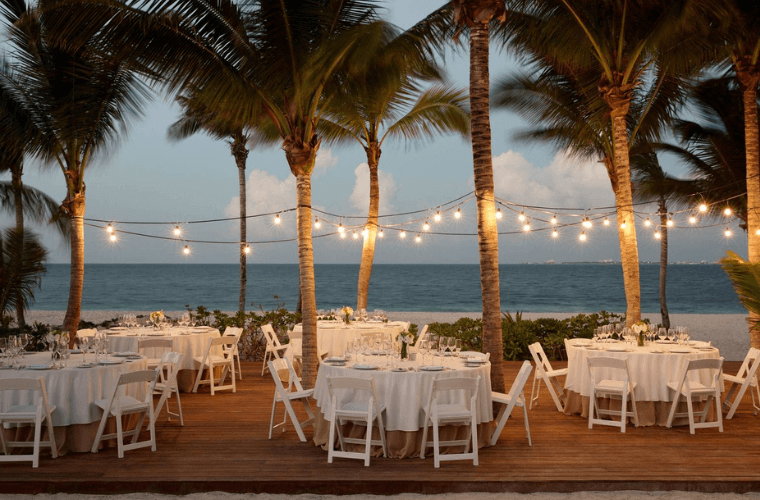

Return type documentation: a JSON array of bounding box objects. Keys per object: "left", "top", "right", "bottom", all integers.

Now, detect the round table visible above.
[
  {"left": 312, "top": 354, "right": 494, "bottom": 458},
  {"left": 564, "top": 338, "right": 722, "bottom": 426},
  {"left": 0, "top": 352, "right": 148, "bottom": 453},
  {"left": 289, "top": 321, "right": 407, "bottom": 360}
]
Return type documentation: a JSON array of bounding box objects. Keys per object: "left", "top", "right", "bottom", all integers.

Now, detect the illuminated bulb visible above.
[
  {"left": 523, "top": 222, "right": 531, "bottom": 232},
  {"left": 644, "top": 218, "right": 652, "bottom": 227},
  {"left": 603, "top": 217, "right": 610, "bottom": 226},
  {"left": 724, "top": 207, "right": 732, "bottom": 216},
  {"left": 582, "top": 217, "right": 592, "bottom": 229},
  {"left": 314, "top": 218, "right": 321, "bottom": 229},
  {"left": 399, "top": 230, "right": 406, "bottom": 239},
  {"left": 274, "top": 213, "right": 281, "bottom": 225},
  {"left": 183, "top": 245, "right": 190, "bottom": 255},
  {"left": 725, "top": 228, "right": 733, "bottom": 238},
  {"left": 699, "top": 203, "right": 708, "bottom": 213},
  {"left": 552, "top": 229, "right": 559, "bottom": 238},
  {"left": 106, "top": 223, "right": 114, "bottom": 234},
  {"left": 579, "top": 231, "right": 587, "bottom": 242},
  {"left": 454, "top": 208, "right": 462, "bottom": 219},
  {"left": 689, "top": 215, "right": 697, "bottom": 224},
  {"left": 243, "top": 245, "right": 251, "bottom": 254},
  {"left": 756, "top": 229, "right": 760, "bottom": 236},
  {"left": 338, "top": 223, "right": 345, "bottom": 234},
  {"left": 415, "top": 234, "right": 422, "bottom": 243},
  {"left": 352, "top": 231, "right": 359, "bottom": 240},
  {"left": 340, "top": 231, "right": 346, "bottom": 239},
  {"left": 495, "top": 208, "right": 503, "bottom": 220},
  {"left": 423, "top": 221, "right": 430, "bottom": 231},
  {"left": 666, "top": 216, "right": 674, "bottom": 227},
  {"left": 620, "top": 221, "right": 627, "bottom": 229},
  {"left": 551, "top": 215, "right": 558, "bottom": 225},
  {"left": 173, "top": 225, "right": 181, "bottom": 237},
  {"left": 654, "top": 231, "right": 661, "bottom": 240},
  {"left": 378, "top": 229, "right": 384, "bottom": 238},
  {"left": 109, "top": 234, "right": 117, "bottom": 242},
  {"left": 518, "top": 211, "right": 526, "bottom": 222},
  {"left": 362, "top": 227, "right": 369, "bottom": 238},
  {"left": 434, "top": 211, "right": 441, "bottom": 222}
]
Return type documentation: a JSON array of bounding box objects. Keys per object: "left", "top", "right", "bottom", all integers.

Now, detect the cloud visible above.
[
  {"left": 313, "top": 148, "right": 338, "bottom": 179},
  {"left": 491, "top": 150, "right": 613, "bottom": 210},
  {"left": 225, "top": 169, "right": 295, "bottom": 221},
  {"left": 349, "top": 163, "right": 398, "bottom": 215}
]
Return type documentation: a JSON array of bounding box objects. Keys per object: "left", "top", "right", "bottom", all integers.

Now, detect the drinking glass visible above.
[
  {"left": 667, "top": 329, "right": 675, "bottom": 342},
  {"left": 80, "top": 336, "right": 89, "bottom": 363},
  {"left": 360, "top": 338, "right": 369, "bottom": 363},
  {"left": 658, "top": 328, "right": 666, "bottom": 341},
  {"left": 454, "top": 339, "right": 462, "bottom": 357}
]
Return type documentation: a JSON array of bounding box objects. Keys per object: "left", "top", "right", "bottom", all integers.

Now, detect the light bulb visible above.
[
  {"left": 173, "top": 225, "right": 181, "bottom": 237},
  {"left": 495, "top": 208, "right": 502, "bottom": 220},
  {"left": 338, "top": 223, "right": 345, "bottom": 234},
  {"left": 415, "top": 234, "right": 422, "bottom": 243},
  {"left": 523, "top": 222, "right": 531, "bottom": 232},
  {"left": 434, "top": 211, "right": 441, "bottom": 222},
  {"left": 362, "top": 227, "right": 369, "bottom": 238},
  {"left": 654, "top": 231, "right": 661, "bottom": 239},
  {"left": 109, "top": 234, "right": 117, "bottom": 242},
  {"left": 620, "top": 222, "right": 627, "bottom": 229},
  {"left": 551, "top": 214, "right": 558, "bottom": 225},
  {"left": 666, "top": 216, "right": 674, "bottom": 227},
  {"left": 644, "top": 218, "right": 652, "bottom": 227},
  {"left": 689, "top": 215, "right": 697, "bottom": 224},
  {"left": 725, "top": 228, "right": 733, "bottom": 238},
  {"left": 579, "top": 231, "right": 587, "bottom": 242},
  {"left": 340, "top": 231, "right": 346, "bottom": 239},
  {"left": 756, "top": 229, "right": 760, "bottom": 236},
  {"left": 274, "top": 213, "right": 281, "bottom": 225},
  {"left": 378, "top": 229, "right": 384, "bottom": 238},
  {"left": 183, "top": 245, "right": 190, "bottom": 255},
  {"left": 724, "top": 207, "right": 732, "bottom": 216},
  {"left": 454, "top": 208, "right": 462, "bottom": 219},
  {"left": 552, "top": 229, "right": 559, "bottom": 238},
  {"left": 423, "top": 221, "right": 430, "bottom": 231},
  {"left": 518, "top": 211, "right": 526, "bottom": 222},
  {"left": 582, "top": 217, "right": 592, "bottom": 228},
  {"left": 106, "top": 223, "right": 114, "bottom": 234},
  {"left": 699, "top": 203, "right": 708, "bottom": 213},
  {"left": 603, "top": 217, "right": 610, "bottom": 226},
  {"left": 314, "top": 218, "right": 321, "bottom": 229},
  {"left": 352, "top": 231, "right": 359, "bottom": 240},
  {"left": 243, "top": 245, "right": 251, "bottom": 254},
  {"left": 399, "top": 230, "right": 406, "bottom": 239}
]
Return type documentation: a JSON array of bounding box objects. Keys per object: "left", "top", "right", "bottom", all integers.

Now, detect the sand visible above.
[{"left": 26, "top": 310, "right": 751, "bottom": 361}]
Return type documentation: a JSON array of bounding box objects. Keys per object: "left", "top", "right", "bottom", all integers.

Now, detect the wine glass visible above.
[
  {"left": 345, "top": 341, "right": 354, "bottom": 362},
  {"left": 79, "top": 336, "right": 89, "bottom": 363},
  {"left": 658, "top": 328, "right": 667, "bottom": 341},
  {"left": 454, "top": 339, "right": 462, "bottom": 357}
]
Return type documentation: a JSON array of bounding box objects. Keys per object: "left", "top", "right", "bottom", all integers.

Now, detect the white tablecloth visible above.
[
  {"left": 289, "top": 321, "right": 407, "bottom": 360},
  {"left": 107, "top": 326, "right": 220, "bottom": 371},
  {"left": 0, "top": 352, "right": 148, "bottom": 426},
  {"left": 565, "top": 338, "right": 721, "bottom": 402},
  {"left": 313, "top": 356, "right": 492, "bottom": 432}
]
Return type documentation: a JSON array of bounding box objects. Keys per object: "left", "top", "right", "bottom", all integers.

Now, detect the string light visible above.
[
  {"left": 243, "top": 245, "right": 251, "bottom": 254},
  {"left": 579, "top": 231, "right": 587, "bottom": 242},
  {"left": 582, "top": 216, "right": 592, "bottom": 229},
  {"left": 666, "top": 214, "right": 674, "bottom": 227},
  {"left": 109, "top": 234, "right": 117, "bottom": 242},
  {"left": 552, "top": 229, "right": 559, "bottom": 238},
  {"left": 644, "top": 218, "right": 652, "bottom": 227},
  {"left": 620, "top": 221, "right": 627, "bottom": 229},
  {"left": 415, "top": 234, "right": 422, "bottom": 243},
  {"left": 454, "top": 207, "right": 462, "bottom": 219},
  {"left": 274, "top": 213, "right": 281, "bottom": 225},
  {"left": 399, "top": 230, "right": 406, "bottom": 239},
  {"left": 724, "top": 207, "right": 732, "bottom": 216},
  {"left": 314, "top": 218, "right": 321, "bottom": 229},
  {"left": 362, "top": 227, "right": 369, "bottom": 238},
  {"left": 423, "top": 221, "right": 430, "bottom": 231},
  {"left": 434, "top": 211, "right": 442, "bottom": 222},
  {"left": 495, "top": 208, "right": 502, "bottom": 220},
  {"left": 352, "top": 230, "right": 359, "bottom": 240},
  {"left": 522, "top": 221, "right": 531, "bottom": 232},
  {"left": 756, "top": 229, "right": 760, "bottom": 236},
  {"left": 518, "top": 210, "right": 526, "bottom": 222},
  {"left": 183, "top": 245, "right": 190, "bottom": 255},
  {"left": 173, "top": 225, "right": 181, "bottom": 237},
  {"left": 725, "top": 228, "right": 733, "bottom": 238},
  {"left": 551, "top": 214, "right": 558, "bottom": 225},
  {"left": 603, "top": 217, "right": 610, "bottom": 226},
  {"left": 106, "top": 223, "right": 114, "bottom": 234},
  {"left": 654, "top": 230, "right": 661, "bottom": 240},
  {"left": 340, "top": 231, "right": 347, "bottom": 239},
  {"left": 338, "top": 223, "right": 345, "bottom": 234},
  {"left": 699, "top": 203, "right": 708, "bottom": 213},
  {"left": 378, "top": 229, "right": 384, "bottom": 238},
  {"left": 689, "top": 214, "right": 697, "bottom": 224}
]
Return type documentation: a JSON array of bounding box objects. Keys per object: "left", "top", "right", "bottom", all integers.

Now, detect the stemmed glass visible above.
[
  {"left": 658, "top": 328, "right": 667, "bottom": 342},
  {"left": 667, "top": 328, "right": 675, "bottom": 342},
  {"left": 454, "top": 339, "right": 462, "bottom": 357},
  {"left": 79, "top": 336, "right": 89, "bottom": 364},
  {"left": 438, "top": 338, "right": 447, "bottom": 364},
  {"left": 345, "top": 341, "right": 354, "bottom": 362},
  {"left": 420, "top": 340, "right": 430, "bottom": 367}
]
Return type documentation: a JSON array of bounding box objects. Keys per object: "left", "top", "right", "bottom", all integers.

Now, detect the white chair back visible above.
[
  {"left": 413, "top": 325, "right": 428, "bottom": 350},
  {"left": 528, "top": 342, "right": 566, "bottom": 412},
  {"left": 76, "top": 328, "right": 97, "bottom": 338},
  {"left": 0, "top": 377, "right": 57, "bottom": 467},
  {"left": 666, "top": 356, "right": 724, "bottom": 434},
  {"left": 267, "top": 357, "right": 315, "bottom": 442},
  {"left": 490, "top": 360, "right": 533, "bottom": 446},
  {"left": 724, "top": 347, "right": 760, "bottom": 419}
]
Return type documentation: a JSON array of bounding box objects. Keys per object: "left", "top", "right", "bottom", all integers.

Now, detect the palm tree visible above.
[
  {"left": 0, "top": 227, "right": 47, "bottom": 325},
  {"left": 319, "top": 36, "right": 469, "bottom": 311},
  {"left": 168, "top": 89, "right": 277, "bottom": 315},
  {"left": 501, "top": 0, "right": 718, "bottom": 326},
  {"left": 0, "top": 0, "right": 151, "bottom": 339}
]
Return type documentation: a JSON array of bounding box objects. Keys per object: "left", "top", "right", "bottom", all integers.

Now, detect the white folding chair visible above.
[
  {"left": 261, "top": 324, "right": 289, "bottom": 376},
  {"left": 224, "top": 327, "right": 244, "bottom": 380},
  {"left": 666, "top": 357, "right": 724, "bottom": 434},
  {"left": 192, "top": 336, "right": 236, "bottom": 395},
  {"left": 410, "top": 325, "right": 428, "bottom": 353},
  {"left": 461, "top": 351, "right": 491, "bottom": 360},
  {"left": 91, "top": 370, "right": 158, "bottom": 458},
  {"left": 268, "top": 357, "right": 315, "bottom": 442},
  {"left": 326, "top": 376, "right": 387, "bottom": 466},
  {"left": 76, "top": 328, "right": 97, "bottom": 339},
  {"left": 587, "top": 356, "right": 639, "bottom": 433},
  {"left": 421, "top": 376, "right": 480, "bottom": 468},
  {"left": 152, "top": 351, "right": 184, "bottom": 426},
  {"left": 0, "top": 378, "right": 57, "bottom": 468},
  {"left": 723, "top": 347, "right": 760, "bottom": 419},
  {"left": 528, "top": 342, "right": 568, "bottom": 412},
  {"left": 490, "top": 360, "right": 533, "bottom": 446},
  {"left": 137, "top": 338, "right": 173, "bottom": 370}
]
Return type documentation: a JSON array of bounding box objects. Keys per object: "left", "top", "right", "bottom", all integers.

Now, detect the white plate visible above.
[
  {"left": 98, "top": 360, "right": 123, "bottom": 365},
  {"left": 391, "top": 367, "right": 407, "bottom": 372},
  {"left": 353, "top": 364, "right": 377, "bottom": 370},
  {"left": 463, "top": 359, "right": 486, "bottom": 364},
  {"left": 420, "top": 365, "right": 444, "bottom": 371},
  {"left": 27, "top": 365, "right": 52, "bottom": 370},
  {"left": 670, "top": 348, "right": 693, "bottom": 354}
]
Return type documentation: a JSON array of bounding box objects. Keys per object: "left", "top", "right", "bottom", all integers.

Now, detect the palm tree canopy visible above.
[
  {"left": 721, "top": 250, "right": 760, "bottom": 331},
  {"left": 0, "top": 227, "right": 47, "bottom": 318}
]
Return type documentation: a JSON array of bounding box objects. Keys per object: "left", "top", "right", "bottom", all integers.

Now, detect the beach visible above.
[{"left": 26, "top": 310, "right": 751, "bottom": 361}]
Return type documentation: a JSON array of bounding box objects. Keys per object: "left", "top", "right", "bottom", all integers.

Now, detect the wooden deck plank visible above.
[{"left": 0, "top": 360, "right": 759, "bottom": 494}]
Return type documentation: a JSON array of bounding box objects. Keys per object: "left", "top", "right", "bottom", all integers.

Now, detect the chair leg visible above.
[
  {"left": 236, "top": 354, "right": 243, "bottom": 380},
  {"left": 530, "top": 373, "right": 539, "bottom": 409},
  {"left": 420, "top": 414, "right": 430, "bottom": 460},
  {"left": 588, "top": 389, "right": 595, "bottom": 429},
  {"left": 327, "top": 417, "right": 336, "bottom": 463},
  {"left": 665, "top": 394, "right": 679, "bottom": 428},
  {"left": 364, "top": 413, "right": 373, "bottom": 466},
  {"left": 0, "top": 418, "right": 8, "bottom": 455},
  {"left": 432, "top": 417, "right": 440, "bottom": 468},
  {"left": 522, "top": 403, "right": 532, "bottom": 446},
  {"left": 471, "top": 414, "right": 479, "bottom": 466},
  {"left": 116, "top": 412, "right": 125, "bottom": 458},
  {"left": 32, "top": 414, "right": 42, "bottom": 468},
  {"left": 174, "top": 386, "right": 184, "bottom": 426},
  {"left": 377, "top": 407, "right": 388, "bottom": 458},
  {"left": 192, "top": 364, "right": 204, "bottom": 393},
  {"left": 630, "top": 390, "right": 639, "bottom": 428},
  {"left": 91, "top": 411, "right": 109, "bottom": 453},
  {"left": 715, "top": 390, "right": 724, "bottom": 432},
  {"left": 686, "top": 395, "right": 696, "bottom": 434},
  {"left": 269, "top": 397, "right": 278, "bottom": 440},
  {"left": 620, "top": 390, "right": 628, "bottom": 433}
]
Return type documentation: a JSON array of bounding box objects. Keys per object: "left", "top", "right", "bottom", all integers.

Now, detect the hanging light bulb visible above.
[
  {"left": 603, "top": 217, "right": 610, "bottom": 226},
  {"left": 620, "top": 221, "right": 627, "bottom": 229},
  {"left": 699, "top": 203, "right": 708, "bottom": 213},
  {"left": 666, "top": 215, "right": 674, "bottom": 227},
  {"left": 756, "top": 229, "right": 760, "bottom": 236},
  {"left": 378, "top": 229, "right": 384, "bottom": 238},
  {"left": 399, "top": 230, "right": 406, "bottom": 239},
  {"left": 582, "top": 217, "right": 592, "bottom": 229},
  {"left": 644, "top": 218, "right": 652, "bottom": 227},
  {"left": 314, "top": 218, "right": 321, "bottom": 229},
  {"left": 552, "top": 229, "right": 559, "bottom": 238},
  {"left": 340, "top": 231, "right": 347, "bottom": 239},
  {"left": 725, "top": 228, "right": 733, "bottom": 238},
  {"left": 362, "top": 227, "right": 369, "bottom": 238},
  {"left": 183, "top": 245, "right": 190, "bottom": 255},
  {"left": 274, "top": 213, "right": 281, "bottom": 225},
  {"left": 352, "top": 230, "right": 359, "bottom": 240},
  {"left": 550, "top": 214, "right": 558, "bottom": 225},
  {"left": 173, "top": 225, "right": 181, "bottom": 237},
  {"left": 654, "top": 230, "right": 661, "bottom": 240},
  {"left": 522, "top": 220, "right": 531, "bottom": 232},
  {"left": 423, "top": 221, "right": 430, "bottom": 231},
  {"left": 724, "top": 207, "right": 732, "bottom": 216},
  {"left": 338, "top": 223, "right": 345, "bottom": 234},
  {"left": 106, "top": 223, "right": 114, "bottom": 234},
  {"left": 243, "top": 245, "right": 251, "bottom": 254},
  {"left": 109, "top": 233, "right": 117, "bottom": 242},
  {"left": 495, "top": 208, "right": 502, "bottom": 220},
  {"left": 689, "top": 214, "right": 698, "bottom": 224},
  {"left": 454, "top": 207, "right": 462, "bottom": 219},
  {"left": 434, "top": 211, "right": 441, "bottom": 222},
  {"left": 415, "top": 233, "right": 422, "bottom": 243},
  {"left": 579, "top": 231, "right": 587, "bottom": 242},
  {"left": 518, "top": 210, "right": 526, "bottom": 222}
]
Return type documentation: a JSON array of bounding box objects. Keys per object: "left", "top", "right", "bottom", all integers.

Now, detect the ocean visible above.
[{"left": 29, "top": 263, "right": 743, "bottom": 314}]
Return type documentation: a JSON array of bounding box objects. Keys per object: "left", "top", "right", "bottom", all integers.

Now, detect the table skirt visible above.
[
  {"left": 312, "top": 408, "right": 496, "bottom": 459},
  {"left": 563, "top": 390, "right": 719, "bottom": 427}
]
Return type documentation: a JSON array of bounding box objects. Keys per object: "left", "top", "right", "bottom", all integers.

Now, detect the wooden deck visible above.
[{"left": 1, "top": 360, "right": 759, "bottom": 495}]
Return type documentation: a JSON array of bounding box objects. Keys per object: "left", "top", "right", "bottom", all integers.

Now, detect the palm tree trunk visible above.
[
  {"left": 63, "top": 192, "right": 85, "bottom": 342},
  {"left": 296, "top": 174, "right": 318, "bottom": 388},
  {"left": 739, "top": 68, "right": 760, "bottom": 348},
  {"left": 11, "top": 164, "right": 25, "bottom": 327},
  {"left": 470, "top": 22, "right": 505, "bottom": 394},
  {"left": 233, "top": 139, "right": 249, "bottom": 315},
  {"left": 356, "top": 143, "right": 381, "bottom": 311},
  {"left": 659, "top": 198, "right": 670, "bottom": 329}
]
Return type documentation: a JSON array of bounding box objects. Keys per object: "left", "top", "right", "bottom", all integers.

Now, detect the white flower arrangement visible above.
[
  {"left": 150, "top": 310, "right": 165, "bottom": 324},
  {"left": 341, "top": 306, "right": 353, "bottom": 317},
  {"left": 631, "top": 321, "right": 649, "bottom": 334},
  {"left": 397, "top": 332, "right": 415, "bottom": 345}
]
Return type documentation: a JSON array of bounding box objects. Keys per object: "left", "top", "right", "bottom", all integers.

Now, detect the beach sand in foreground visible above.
[{"left": 26, "top": 310, "right": 751, "bottom": 361}]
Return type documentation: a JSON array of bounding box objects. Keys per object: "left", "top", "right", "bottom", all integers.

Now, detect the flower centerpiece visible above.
[
  {"left": 150, "top": 310, "right": 165, "bottom": 328},
  {"left": 341, "top": 306, "right": 353, "bottom": 325},
  {"left": 397, "top": 331, "right": 415, "bottom": 359},
  {"left": 631, "top": 320, "right": 649, "bottom": 346}
]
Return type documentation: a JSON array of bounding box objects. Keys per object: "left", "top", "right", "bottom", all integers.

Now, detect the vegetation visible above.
[{"left": 0, "top": 228, "right": 47, "bottom": 328}]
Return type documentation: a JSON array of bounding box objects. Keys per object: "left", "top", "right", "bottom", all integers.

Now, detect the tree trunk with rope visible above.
[
  {"left": 232, "top": 136, "right": 249, "bottom": 316},
  {"left": 63, "top": 191, "right": 85, "bottom": 346},
  {"left": 11, "top": 163, "right": 25, "bottom": 327},
  {"left": 356, "top": 142, "right": 381, "bottom": 311},
  {"left": 658, "top": 198, "right": 670, "bottom": 329}
]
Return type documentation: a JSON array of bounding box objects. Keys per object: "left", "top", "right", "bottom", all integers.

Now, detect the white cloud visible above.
[
  {"left": 491, "top": 150, "right": 613, "bottom": 210},
  {"left": 225, "top": 169, "right": 295, "bottom": 220},
  {"left": 313, "top": 148, "right": 338, "bottom": 179},
  {"left": 349, "top": 163, "right": 398, "bottom": 215}
]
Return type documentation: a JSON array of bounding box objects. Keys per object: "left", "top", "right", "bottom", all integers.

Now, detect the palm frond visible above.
[
  {"left": 0, "top": 227, "right": 47, "bottom": 317},
  {"left": 721, "top": 251, "right": 760, "bottom": 332}
]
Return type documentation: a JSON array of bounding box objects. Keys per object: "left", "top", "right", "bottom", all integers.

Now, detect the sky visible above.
[{"left": 3, "top": 0, "right": 749, "bottom": 265}]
